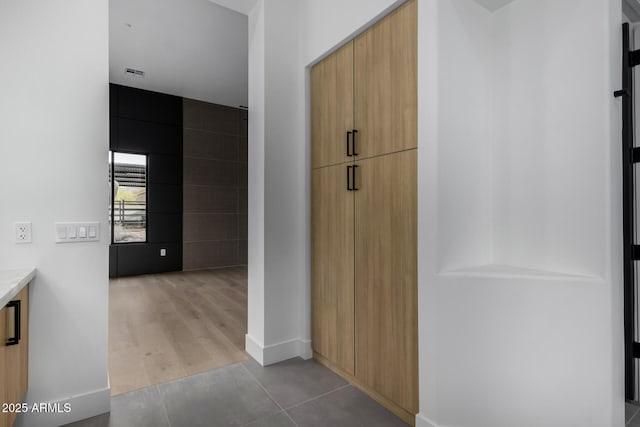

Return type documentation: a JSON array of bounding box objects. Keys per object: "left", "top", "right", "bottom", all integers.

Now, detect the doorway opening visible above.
[{"left": 107, "top": 0, "right": 249, "bottom": 397}]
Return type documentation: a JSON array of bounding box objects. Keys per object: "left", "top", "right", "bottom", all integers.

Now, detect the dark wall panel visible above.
[
  {"left": 149, "top": 214, "right": 182, "bottom": 243},
  {"left": 110, "top": 83, "right": 183, "bottom": 277},
  {"left": 109, "top": 245, "right": 118, "bottom": 278},
  {"left": 115, "top": 119, "right": 182, "bottom": 155},
  {"left": 116, "top": 85, "right": 182, "bottom": 126},
  {"left": 148, "top": 154, "right": 183, "bottom": 184},
  {"left": 116, "top": 243, "right": 181, "bottom": 277},
  {"left": 148, "top": 184, "right": 182, "bottom": 214}
]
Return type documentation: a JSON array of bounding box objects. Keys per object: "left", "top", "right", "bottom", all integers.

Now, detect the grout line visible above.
[
  {"left": 184, "top": 155, "right": 246, "bottom": 165},
  {"left": 184, "top": 212, "right": 239, "bottom": 215},
  {"left": 239, "top": 410, "right": 287, "bottom": 427},
  {"left": 184, "top": 238, "right": 240, "bottom": 243},
  {"left": 154, "top": 385, "right": 173, "bottom": 427},
  {"left": 628, "top": 403, "right": 640, "bottom": 426},
  {"left": 239, "top": 363, "right": 301, "bottom": 427},
  {"left": 282, "top": 383, "right": 352, "bottom": 412},
  {"left": 183, "top": 126, "right": 243, "bottom": 138}
]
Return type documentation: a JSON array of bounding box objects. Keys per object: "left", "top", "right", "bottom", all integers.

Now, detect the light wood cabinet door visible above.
[
  {"left": 312, "top": 164, "right": 355, "bottom": 374},
  {"left": 354, "top": 0, "right": 417, "bottom": 159},
  {"left": 4, "top": 285, "right": 28, "bottom": 427},
  {"left": 311, "top": 42, "right": 354, "bottom": 169},
  {"left": 17, "top": 286, "right": 28, "bottom": 404},
  {"left": 354, "top": 150, "right": 418, "bottom": 414},
  {"left": 0, "top": 304, "right": 7, "bottom": 427}
]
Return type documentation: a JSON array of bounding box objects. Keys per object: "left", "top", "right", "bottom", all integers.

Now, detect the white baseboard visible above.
[
  {"left": 245, "top": 334, "right": 312, "bottom": 366},
  {"left": 416, "top": 413, "right": 438, "bottom": 427},
  {"left": 15, "top": 386, "right": 110, "bottom": 427},
  {"left": 245, "top": 334, "right": 265, "bottom": 364}
]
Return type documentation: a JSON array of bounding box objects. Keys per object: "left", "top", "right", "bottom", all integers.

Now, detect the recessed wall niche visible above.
[{"left": 436, "top": 0, "right": 605, "bottom": 279}]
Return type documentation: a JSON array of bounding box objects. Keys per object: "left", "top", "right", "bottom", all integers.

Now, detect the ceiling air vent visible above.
[{"left": 125, "top": 68, "right": 145, "bottom": 78}]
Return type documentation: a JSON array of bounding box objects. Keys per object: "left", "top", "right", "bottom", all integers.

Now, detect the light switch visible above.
[
  {"left": 55, "top": 222, "right": 100, "bottom": 243},
  {"left": 57, "top": 225, "right": 67, "bottom": 240}
]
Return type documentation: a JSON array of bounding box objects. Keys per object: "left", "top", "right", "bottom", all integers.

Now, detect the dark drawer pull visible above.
[
  {"left": 352, "top": 129, "right": 359, "bottom": 156},
  {"left": 6, "top": 300, "right": 20, "bottom": 346},
  {"left": 352, "top": 165, "right": 359, "bottom": 191}
]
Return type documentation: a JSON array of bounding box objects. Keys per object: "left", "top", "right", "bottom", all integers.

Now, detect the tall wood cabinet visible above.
[
  {"left": 311, "top": 41, "right": 354, "bottom": 169},
  {"left": 311, "top": 1, "right": 417, "bottom": 425},
  {"left": 0, "top": 285, "right": 29, "bottom": 427}
]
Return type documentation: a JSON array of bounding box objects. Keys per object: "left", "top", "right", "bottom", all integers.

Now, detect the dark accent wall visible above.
[
  {"left": 183, "top": 99, "right": 248, "bottom": 270},
  {"left": 110, "top": 84, "right": 183, "bottom": 277}
]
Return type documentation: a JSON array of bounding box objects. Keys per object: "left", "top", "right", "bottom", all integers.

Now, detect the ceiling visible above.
[
  {"left": 207, "top": 0, "right": 253, "bottom": 15},
  {"left": 110, "top": 0, "right": 248, "bottom": 107},
  {"left": 473, "top": 0, "right": 518, "bottom": 12}
]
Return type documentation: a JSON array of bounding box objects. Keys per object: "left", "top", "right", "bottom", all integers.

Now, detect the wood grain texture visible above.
[
  {"left": 312, "top": 164, "right": 355, "bottom": 375},
  {"left": 354, "top": 150, "right": 418, "bottom": 414},
  {"left": 311, "top": 41, "right": 354, "bottom": 169},
  {"left": 109, "top": 267, "right": 248, "bottom": 395},
  {"left": 354, "top": 0, "right": 417, "bottom": 159},
  {"left": 0, "top": 303, "right": 6, "bottom": 427},
  {"left": 18, "top": 286, "right": 27, "bottom": 407},
  {"left": 3, "top": 285, "right": 28, "bottom": 427}
]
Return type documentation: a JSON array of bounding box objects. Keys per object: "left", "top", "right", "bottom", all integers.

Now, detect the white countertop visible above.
[{"left": 0, "top": 269, "right": 35, "bottom": 308}]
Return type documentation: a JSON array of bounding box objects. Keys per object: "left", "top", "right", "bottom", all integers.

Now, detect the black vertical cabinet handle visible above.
[
  {"left": 6, "top": 300, "right": 20, "bottom": 346},
  {"left": 346, "top": 131, "right": 353, "bottom": 157},
  {"left": 352, "top": 165, "right": 359, "bottom": 191},
  {"left": 352, "top": 130, "right": 359, "bottom": 156},
  {"left": 347, "top": 165, "right": 353, "bottom": 191}
]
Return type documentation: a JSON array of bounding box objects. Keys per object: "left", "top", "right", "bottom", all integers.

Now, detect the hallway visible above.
[{"left": 109, "top": 267, "right": 248, "bottom": 395}]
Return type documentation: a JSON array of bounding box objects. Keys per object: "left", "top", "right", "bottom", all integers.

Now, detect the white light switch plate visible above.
[{"left": 55, "top": 222, "right": 100, "bottom": 243}]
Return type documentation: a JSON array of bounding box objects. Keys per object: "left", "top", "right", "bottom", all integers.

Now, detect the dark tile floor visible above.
[
  {"left": 628, "top": 402, "right": 640, "bottom": 426},
  {"left": 62, "top": 358, "right": 408, "bottom": 427}
]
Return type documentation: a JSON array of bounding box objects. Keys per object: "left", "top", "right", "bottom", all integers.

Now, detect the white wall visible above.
[
  {"left": 247, "top": 0, "right": 267, "bottom": 355},
  {"left": 110, "top": 0, "right": 248, "bottom": 107},
  {"left": 433, "top": 0, "right": 495, "bottom": 273},
  {"left": 418, "top": 1, "right": 623, "bottom": 427},
  {"left": 246, "top": 0, "right": 310, "bottom": 364},
  {"left": 491, "top": 0, "right": 607, "bottom": 276},
  {"left": 262, "top": 0, "right": 307, "bottom": 349},
  {"left": 0, "top": 1, "right": 110, "bottom": 426},
  {"left": 207, "top": 0, "right": 254, "bottom": 15}
]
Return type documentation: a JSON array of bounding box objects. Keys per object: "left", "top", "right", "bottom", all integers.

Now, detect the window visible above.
[{"left": 109, "top": 152, "right": 147, "bottom": 243}]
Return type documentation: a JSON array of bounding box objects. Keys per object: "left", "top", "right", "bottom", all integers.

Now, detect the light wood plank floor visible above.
[{"left": 109, "top": 267, "right": 249, "bottom": 396}]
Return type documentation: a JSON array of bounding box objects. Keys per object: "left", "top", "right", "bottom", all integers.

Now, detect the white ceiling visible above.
[
  {"left": 207, "top": 0, "right": 254, "bottom": 15},
  {"left": 110, "top": 0, "right": 248, "bottom": 107},
  {"left": 473, "top": 0, "right": 518, "bottom": 12}
]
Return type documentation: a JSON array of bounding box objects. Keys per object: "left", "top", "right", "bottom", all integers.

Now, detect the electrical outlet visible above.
[
  {"left": 15, "top": 222, "right": 32, "bottom": 244},
  {"left": 160, "top": 248, "right": 167, "bottom": 257}
]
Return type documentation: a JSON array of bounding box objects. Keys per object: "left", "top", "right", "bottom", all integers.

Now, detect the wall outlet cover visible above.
[{"left": 15, "top": 222, "right": 32, "bottom": 244}]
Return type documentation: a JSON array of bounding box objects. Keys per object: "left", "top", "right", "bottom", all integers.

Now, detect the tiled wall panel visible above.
[{"left": 183, "top": 99, "right": 248, "bottom": 270}]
